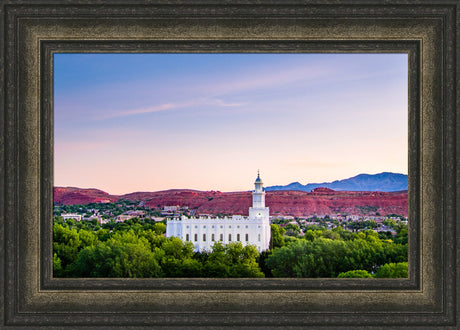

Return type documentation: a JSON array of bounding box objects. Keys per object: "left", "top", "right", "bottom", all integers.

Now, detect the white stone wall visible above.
[{"left": 166, "top": 215, "right": 270, "bottom": 252}]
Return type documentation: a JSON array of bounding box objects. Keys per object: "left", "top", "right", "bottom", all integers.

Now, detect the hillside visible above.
[
  {"left": 53, "top": 187, "right": 117, "bottom": 205},
  {"left": 53, "top": 187, "right": 408, "bottom": 217}
]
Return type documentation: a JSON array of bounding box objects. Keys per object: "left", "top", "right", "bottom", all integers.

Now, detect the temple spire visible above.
[{"left": 253, "top": 171, "right": 264, "bottom": 207}]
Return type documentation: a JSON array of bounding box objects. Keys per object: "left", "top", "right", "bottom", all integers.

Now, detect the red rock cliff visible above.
[{"left": 54, "top": 187, "right": 408, "bottom": 217}]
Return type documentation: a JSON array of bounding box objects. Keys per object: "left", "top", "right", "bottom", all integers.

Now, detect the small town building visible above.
[
  {"left": 164, "top": 206, "right": 179, "bottom": 212},
  {"left": 61, "top": 213, "right": 82, "bottom": 221},
  {"left": 115, "top": 214, "right": 134, "bottom": 222}
]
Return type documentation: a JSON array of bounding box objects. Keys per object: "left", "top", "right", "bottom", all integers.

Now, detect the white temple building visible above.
[{"left": 166, "top": 172, "right": 271, "bottom": 252}]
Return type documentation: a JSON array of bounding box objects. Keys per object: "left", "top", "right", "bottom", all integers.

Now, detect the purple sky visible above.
[{"left": 54, "top": 53, "right": 408, "bottom": 194}]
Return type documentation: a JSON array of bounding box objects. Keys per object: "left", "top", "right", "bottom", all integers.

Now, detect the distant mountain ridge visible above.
[
  {"left": 53, "top": 172, "right": 408, "bottom": 216},
  {"left": 265, "top": 172, "right": 408, "bottom": 192}
]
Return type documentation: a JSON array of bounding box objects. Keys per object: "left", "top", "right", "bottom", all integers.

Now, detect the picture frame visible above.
[{"left": 1, "top": 1, "right": 458, "bottom": 328}]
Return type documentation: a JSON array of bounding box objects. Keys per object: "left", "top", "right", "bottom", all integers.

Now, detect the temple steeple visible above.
[{"left": 252, "top": 171, "right": 265, "bottom": 208}]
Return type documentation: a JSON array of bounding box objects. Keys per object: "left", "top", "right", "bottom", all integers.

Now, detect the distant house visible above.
[
  {"left": 124, "top": 210, "right": 145, "bottom": 218},
  {"left": 61, "top": 213, "right": 82, "bottom": 221},
  {"left": 115, "top": 214, "right": 134, "bottom": 222},
  {"left": 114, "top": 211, "right": 145, "bottom": 222},
  {"left": 376, "top": 225, "right": 397, "bottom": 235},
  {"left": 273, "top": 215, "right": 294, "bottom": 221},
  {"left": 164, "top": 206, "right": 179, "bottom": 212},
  {"left": 83, "top": 215, "right": 103, "bottom": 224}
]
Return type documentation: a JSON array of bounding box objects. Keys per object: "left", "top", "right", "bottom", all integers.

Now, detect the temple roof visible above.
[{"left": 255, "top": 171, "right": 262, "bottom": 183}]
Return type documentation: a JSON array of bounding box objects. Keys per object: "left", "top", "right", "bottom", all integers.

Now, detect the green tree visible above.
[
  {"left": 378, "top": 231, "right": 394, "bottom": 240},
  {"left": 265, "top": 239, "right": 310, "bottom": 277},
  {"left": 304, "top": 229, "right": 328, "bottom": 242},
  {"left": 153, "top": 222, "right": 167, "bottom": 235},
  {"left": 393, "top": 224, "right": 408, "bottom": 245},
  {"left": 257, "top": 249, "right": 273, "bottom": 277},
  {"left": 70, "top": 230, "right": 162, "bottom": 278},
  {"left": 284, "top": 223, "right": 301, "bottom": 237},
  {"left": 266, "top": 236, "right": 407, "bottom": 278},
  {"left": 337, "top": 270, "right": 373, "bottom": 278},
  {"left": 96, "top": 228, "right": 111, "bottom": 242},
  {"left": 204, "top": 242, "right": 264, "bottom": 278},
  {"left": 53, "top": 223, "right": 82, "bottom": 270},
  {"left": 159, "top": 237, "right": 199, "bottom": 277},
  {"left": 332, "top": 226, "right": 357, "bottom": 241},
  {"left": 140, "top": 229, "right": 167, "bottom": 249},
  {"left": 53, "top": 253, "right": 64, "bottom": 277},
  {"left": 374, "top": 262, "right": 408, "bottom": 278},
  {"left": 383, "top": 218, "right": 397, "bottom": 228},
  {"left": 203, "top": 242, "right": 230, "bottom": 277},
  {"left": 78, "top": 229, "right": 98, "bottom": 247},
  {"left": 270, "top": 224, "right": 285, "bottom": 248}
]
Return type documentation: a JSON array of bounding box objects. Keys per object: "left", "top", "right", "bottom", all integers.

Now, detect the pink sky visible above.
[{"left": 54, "top": 53, "right": 408, "bottom": 194}]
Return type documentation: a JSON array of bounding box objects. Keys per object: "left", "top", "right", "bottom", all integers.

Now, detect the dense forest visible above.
[{"left": 53, "top": 215, "right": 408, "bottom": 278}]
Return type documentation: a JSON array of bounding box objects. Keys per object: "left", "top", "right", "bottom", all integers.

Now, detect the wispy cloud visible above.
[
  {"left": 97, "top": 97, "right": 246, "bottom": 120},
  {"left": 56, "top": 57, "right": 352, "bottom": 122},
  {"left": 185, "top": 64, "right": 334, "bottom": 98}
]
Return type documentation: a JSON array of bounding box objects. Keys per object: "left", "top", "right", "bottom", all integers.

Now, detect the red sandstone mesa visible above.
[{"left": 53, "top": 187, "right": 408, "bottom": 217}]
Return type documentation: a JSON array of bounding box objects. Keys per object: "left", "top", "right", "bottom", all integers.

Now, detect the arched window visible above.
[
  {"left": 220, "top": 233, "right": 223, "bottom": 241},
  {"left": 211, "top": 234, "right": 215, "bottom": 241},
  {"left": 194, "top": 234, "right": 198, "bottom": 242},
  {"left": 258, "top": 234, "right": 261, "bottom": 242},
  {"left": 186, "top": 234, "right": 189, "bottom": 241},
  {"left": 229, "top": 234, "right": 232, "bottom": 242},
  {"left": 203, "top": 234, "right": 206, "bottom": 242},
  {"left": 237, "top": 234, "right": 240, "bottom": 241},
  {"left": 245, "top": 233, "right": 249, "bottom": 242}
]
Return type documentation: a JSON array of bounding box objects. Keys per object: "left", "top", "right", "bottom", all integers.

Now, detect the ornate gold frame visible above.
[{"left": 1, "top": 1, "right": 458, "bottom": 327}]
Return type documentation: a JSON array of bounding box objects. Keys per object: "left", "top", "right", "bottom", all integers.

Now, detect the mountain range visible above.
[
  {"left": 265, "top": 172, "right": 407, "bottom": 192},
  {"left": 53, "top": 172, "right": 408, "bottom": 217}
]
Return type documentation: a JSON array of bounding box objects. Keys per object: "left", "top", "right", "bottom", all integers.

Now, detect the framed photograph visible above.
[
  {"left": 52, "top": 52, "right": 410, "bottom": 280},
  {"left": 1, "top": 1, "right": 458, "bottom": 328}
]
